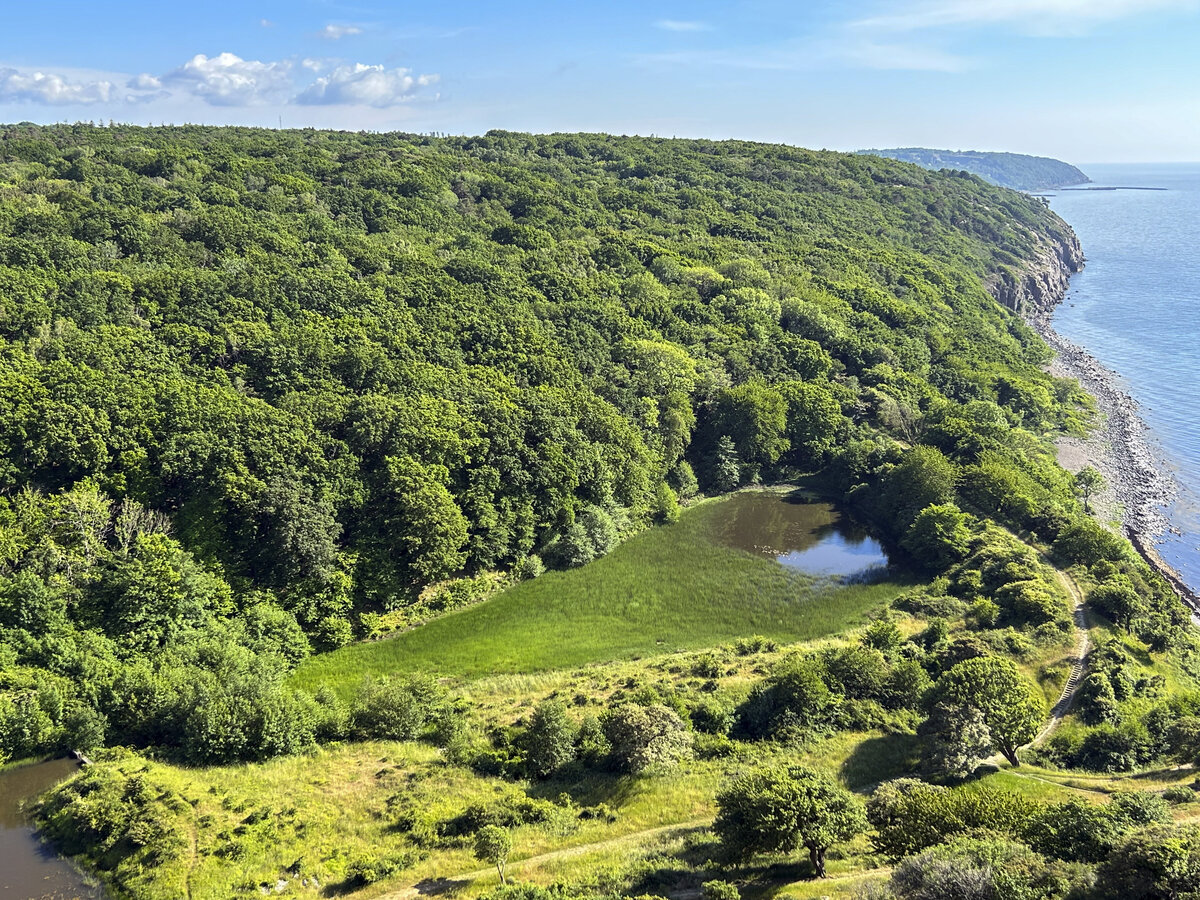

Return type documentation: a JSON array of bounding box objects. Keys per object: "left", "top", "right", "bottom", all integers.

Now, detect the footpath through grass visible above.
[{"left": 295, "top": 494, "right": 917, "bottom": 691}]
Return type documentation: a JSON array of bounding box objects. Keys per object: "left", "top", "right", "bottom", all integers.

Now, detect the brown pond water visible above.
[
  {"left": 710, "top": 491, "right": 890, "bottom": 580},
  {"left": 0, "top": 757, "right": 104, "bottom": 899}
]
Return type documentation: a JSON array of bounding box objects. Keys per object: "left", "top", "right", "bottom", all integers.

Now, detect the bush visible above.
[
  {"left": 889, "top": 834, "right": 1089, "bottom": 900},
  {"left": 523, "top": 700, "right": 576, "bottom": 779},
  {"left": 736, "top": 656, "right": 837, "bottom": 741},
  {"left": 350, "top": 675, "right": 446, "bottom": 741},
  {"left": 602, "top": 704, "right": 692, "bottom": 773},
  {"left": 867, "top": 779, "right": 1035, "bottom": 860},
  {"left": 1163, "top": 785, "right": 1195, "bottom": 804},
  {"left": 1093, "top": 824, "right": 1200, "bottom": 900},
  {"left": 701, "top": 881, "right": 740, "bottom": 900},
  {"left": 345, "top": 851, "right": 419, "bottom": 886}
]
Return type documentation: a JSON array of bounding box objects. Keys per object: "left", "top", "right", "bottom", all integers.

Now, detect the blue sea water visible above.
[{"left": 1046, "top": 163, "right": 1200, "bottom": 591}]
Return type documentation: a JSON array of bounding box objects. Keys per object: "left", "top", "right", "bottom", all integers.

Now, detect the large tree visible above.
[
  {"left": 929, "top": 656, "right": 1045, "bottom": 766},
  {"left": 714, "top": 765, "right": 865, "bottom": 877}
]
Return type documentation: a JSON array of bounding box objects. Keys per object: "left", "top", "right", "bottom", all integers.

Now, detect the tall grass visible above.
[{"left": 295, "top": 498, "right": 916, "bottom": 691}]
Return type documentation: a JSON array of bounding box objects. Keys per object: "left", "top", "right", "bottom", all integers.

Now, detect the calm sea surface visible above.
[{"left": 1047, "top": 163, "right": 1200, "bottom": 590}]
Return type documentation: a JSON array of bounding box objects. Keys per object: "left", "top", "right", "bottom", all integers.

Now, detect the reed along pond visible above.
[
  {"left": 710, "top": 490, "right": 890, "bottom": 581},
  {"left": 0, "top": 758, "right": 104, "bottom": 900}
]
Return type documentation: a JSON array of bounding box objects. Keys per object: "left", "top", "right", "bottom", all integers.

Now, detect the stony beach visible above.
[{"left": 1027, "top": 311, "right": 1200, "bottom": 609}]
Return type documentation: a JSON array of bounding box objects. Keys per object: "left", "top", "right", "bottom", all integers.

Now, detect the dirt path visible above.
[
  {"left": 374, "top": 819, "right": 712, "bottom": 900},
  {"left": 374, "top": 567, "right": 1091, "bottom": 899},
  {"left": 1029, "top": 568, "right": 1090, "bottom": 748}
]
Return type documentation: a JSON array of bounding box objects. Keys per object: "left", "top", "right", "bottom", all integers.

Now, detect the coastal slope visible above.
[{"left": 858, "top": 147, "right": 1090, "bottom": 190}]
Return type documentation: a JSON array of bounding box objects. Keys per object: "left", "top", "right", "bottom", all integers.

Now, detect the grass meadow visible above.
[{"left": 294, "top": 495, "right": 916, "bottom": 692}]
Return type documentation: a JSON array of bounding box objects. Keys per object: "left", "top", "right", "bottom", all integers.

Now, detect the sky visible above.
[{"left": 2, "top": 0, "right": 1200, "bottom": 162}]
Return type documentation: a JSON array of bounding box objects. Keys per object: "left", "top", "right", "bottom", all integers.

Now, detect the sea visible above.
[{"left": 1046, "top": 163, "right": 1200, "bottom": 592}]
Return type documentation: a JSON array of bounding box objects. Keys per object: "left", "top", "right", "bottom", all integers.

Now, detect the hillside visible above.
[
  {"left": 0, "top": 125, "right": 1197, "bottom": 900},
  {"left": 856, "top": 148, "right": 1090, "bottom": 191}
]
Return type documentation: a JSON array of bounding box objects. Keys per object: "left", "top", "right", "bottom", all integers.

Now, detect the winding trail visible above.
[
  {"left": 373, "top": 566, "right": 1092, "bottom": 899},
  {"left": 375, "top": 819, "right": 711, "bottom": 900},
  {"left": 1029, "top": 567, "right": 1090, "bottom": 749}
]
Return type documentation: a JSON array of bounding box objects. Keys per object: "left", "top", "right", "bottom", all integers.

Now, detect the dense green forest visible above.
[
  {"left": 2, "top": 125, "right": 1198, "bottom": 899},
  {"left": 856, "top": 148, "right": 1090, "bottom": 191}
]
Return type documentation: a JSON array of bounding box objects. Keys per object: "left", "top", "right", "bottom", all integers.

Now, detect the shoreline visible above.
[{"left": 1024, "top": 309, "right": 1200, "bottom": 612}]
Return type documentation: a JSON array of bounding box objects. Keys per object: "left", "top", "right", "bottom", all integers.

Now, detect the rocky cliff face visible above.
[{"left": 986, "top": 224, "right": 1084, "bottom": 323}]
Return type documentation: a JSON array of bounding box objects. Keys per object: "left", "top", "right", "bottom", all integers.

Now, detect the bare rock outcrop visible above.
[{"left": 986, "top": 225, "right": 1084, "bottom": 321}]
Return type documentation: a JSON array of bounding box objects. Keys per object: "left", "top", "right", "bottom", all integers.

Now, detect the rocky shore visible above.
[{"left": 991, "top": 227, "right": 1200, "bottom": 611}]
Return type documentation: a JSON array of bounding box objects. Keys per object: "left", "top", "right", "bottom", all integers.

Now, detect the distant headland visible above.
[{"left": 855, "top": 147, "right": 1090, "bottom": 191}]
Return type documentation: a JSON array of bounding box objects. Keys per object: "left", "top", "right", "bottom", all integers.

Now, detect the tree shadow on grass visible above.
[
  {"left": 525, "top": 769, "right": 642, "bottom": 808},
  {"left": 324, "top": 876, "right": 466, "bottom": 899},
  {"left": 737, "top": 861, "right": 819, "bottom": 900},
  {"left": 614, "top": 825, "right": 721, "bottom": 899},
  {"left": 840, "top": 732, "right": 921, "bottom": 791}
]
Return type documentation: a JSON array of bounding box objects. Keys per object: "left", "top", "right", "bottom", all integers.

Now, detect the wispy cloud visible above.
[
  {"left": 853, "top": 0, "right": 1199, "bottom": 34},
  {"left": 317, "top": 23, "right": 364, "bottom": 39},
  {"left": 640, "top": 35, "right": 967, "bottom": 73},
  {"left": 655, "top": 19, "right": 712, "bottom": 32}
]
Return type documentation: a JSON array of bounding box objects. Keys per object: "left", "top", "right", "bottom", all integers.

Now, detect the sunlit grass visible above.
[{"left": 295, "top": 497, "right": 917, "bottom": 692}]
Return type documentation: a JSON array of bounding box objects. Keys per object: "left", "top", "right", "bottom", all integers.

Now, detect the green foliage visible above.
[
  {"left": 473, "top": 824, "right": 514, "bottom": 884},
  {"left": 887, "top": 833, "right": 1090, "bottom": 900},
  {"left": 714, "top": 765, "right": 865, "bottom": 876},
  {"left": 700, "top": 880, "right": 740, "bottom": 900},
  {"left": 349, "top": 674, "right": 447, "bottom": 742},
  {"left": 902, "top": 503, "right": 974, "bottom": 572},
  {"left": 1074, "top": 466, "right": 1105, "bottom": 513},
  {"left": 601, "top": 703, "right": 692, "bottom": 773},
  {"left": 737, "top": 656, "right": 838, "bottom": 741},
  {"left": 866, "top": 778, "right": 1037, "bottom": 861},
  {"left": 929, "top": 655, "right": 1045, "bottom": 766},
  {"left": 524, "top": 700, "right": 577, "bottom": 779},
  {"left": 1093, "top": 823, "right": 1200, "bottom": 900},
  {"left": 918, "top": 702, "right": 992, "bottom": 778},
  {"left": 345, "top": 851, "right": 420, "bottom": 886},
  {"left": 857, "top": 148, "right": 1089, "bottom": 191}
]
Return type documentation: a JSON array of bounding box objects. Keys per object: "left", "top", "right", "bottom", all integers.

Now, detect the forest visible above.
[
  {"left": 0, "top": 124, "right": 1197, "bottom": 899},
  {"left": 856, "top": 148, "right": 1090, "bottom": 191}
]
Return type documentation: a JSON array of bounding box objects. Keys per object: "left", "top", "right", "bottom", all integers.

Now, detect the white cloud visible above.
[
  {"left": 295, "top": 63, "right": 437, "bottom": 107},
  {"left": 128, "top": 73, "right": 162, "bottom": 91},
  {"left": 259, "top": 18, "right": 274, "bottom": 28},
  {"left": 163, "top": 52, "right": 293, "bottom": 106},
  {"left": 0, "top": 67, "right": 114, "bottom": 104},
  {"left": 854, "top": 0, "right": 1198, "bottom": 33},
  {"left": 656, "top": 19, "right": 712, "bottom": 31},
  {"left": 318, "top": 24, "right": 363, "bottom": 39}
]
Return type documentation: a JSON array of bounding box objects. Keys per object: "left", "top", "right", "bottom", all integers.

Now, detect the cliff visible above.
[{"left": 986, "top": 224, "right": 1084, "bottom": 321}]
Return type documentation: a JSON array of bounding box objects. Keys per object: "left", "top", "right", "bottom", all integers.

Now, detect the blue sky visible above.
[{"left": 2, "top": 0, "right": 1199, "bottom": 161}]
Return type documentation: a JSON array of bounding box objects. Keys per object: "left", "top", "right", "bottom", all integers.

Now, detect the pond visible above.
[
  {"left": 0, "top": 757, "right": 104, "bottom": 900},
  {"left": 709, "top": 490, "right": 890, "bottom": 581}
]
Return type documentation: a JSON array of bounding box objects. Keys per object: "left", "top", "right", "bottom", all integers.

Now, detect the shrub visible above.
[
  {"left": 345, "top": 851, "right": 419, "bottom": 886},
  {"left": 889, "top": 834, "right": 1089, "bottom": 900},
  {"left": 701, "top": 881, "right": 740, "bottom": 900},
  {"left": 350, "top": 675, "right": 446, "bottom": 741},
  {"left": 602, "top": 704, "right": 692, "bottom": 773}
]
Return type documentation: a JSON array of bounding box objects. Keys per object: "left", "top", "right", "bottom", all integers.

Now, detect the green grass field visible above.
[{"left": 294, "top": 494, "right": 917, "bottom": 691}]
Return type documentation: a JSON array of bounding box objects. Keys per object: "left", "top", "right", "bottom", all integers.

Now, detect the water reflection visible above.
[
  {"left": 711, "top": 491, "right": 890, "bottom": 581},
  {"left": 0, "top": 758, "right": 104, "bottom": 900}
]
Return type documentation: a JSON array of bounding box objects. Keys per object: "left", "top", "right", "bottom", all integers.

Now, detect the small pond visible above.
[
  {"left": 710, "top": 490, "right": 890, "bottom": 580},
  {"left": 0, "top": 757, "right": 104, "bottom": 900}
]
